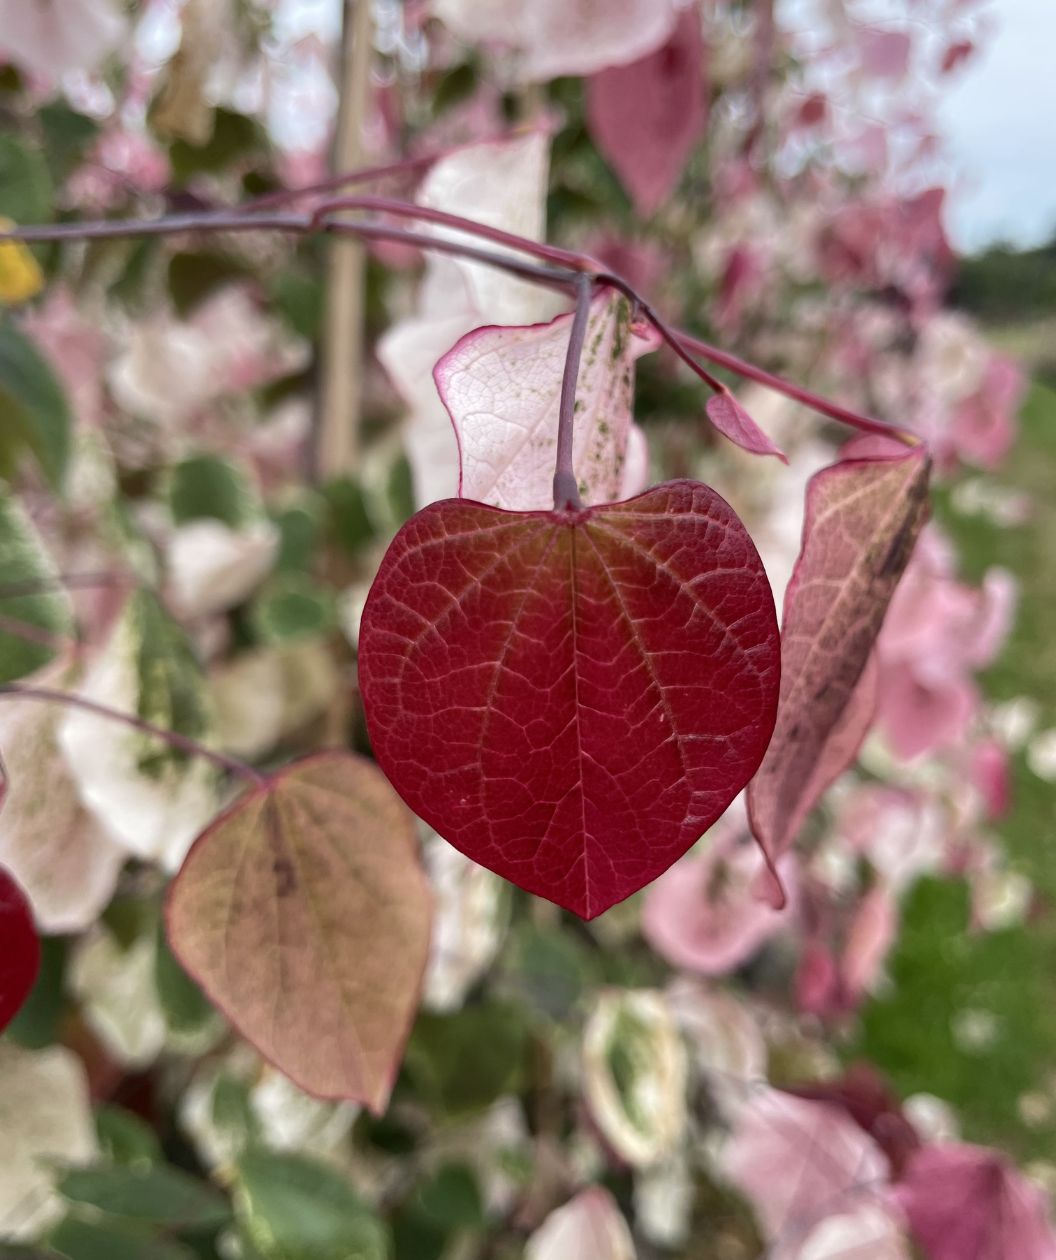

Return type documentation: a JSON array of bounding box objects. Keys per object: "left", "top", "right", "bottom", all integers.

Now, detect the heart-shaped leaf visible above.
[
  {"left": 165, "top": 752, "right": 432, "bottom": 1111},
  {"left": 586, "top": 7, "right": 707, "bottom": 216},
  {"left": 358, "top": 481, "right": 780, "bottom": 918},
  {"left": 747, "top": 444, "right": 930, "bottom": 887},
  {"left": 0, "top": 862, "right": 40, "bottom": 1032}
]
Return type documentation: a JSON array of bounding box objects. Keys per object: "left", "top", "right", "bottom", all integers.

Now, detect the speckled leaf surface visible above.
[{"left": 435, "top": 288, "right": 657, "bottom": 510}]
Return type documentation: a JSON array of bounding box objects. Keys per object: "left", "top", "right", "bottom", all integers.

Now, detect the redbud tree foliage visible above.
[{"left": 0, "top": 1, "right": 1050, "bottom": 1257}]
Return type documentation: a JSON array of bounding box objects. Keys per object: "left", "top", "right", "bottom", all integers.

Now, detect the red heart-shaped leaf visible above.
[
  {"left": 0, "top": 863, "right": 40, "bottom": 1032},
  {"left": 358, "top": 480, "right": 780, "bottom": 918}
]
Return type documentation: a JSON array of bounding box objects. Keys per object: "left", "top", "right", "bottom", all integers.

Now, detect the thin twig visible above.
[
  {"left": 2, "top": 212, "right": 578, "bottom": 291},
  {"left": 553, "top": 274, "right": 593, "bottom": 511},
  {"left": 243, "top": 151, "right": 437, "bottom": 212},
  {"left": 0, "top": 209, "right": 918, "bottom": 445},
  {"left": 0, "top": 612, "right": 73, "bottom": 654},
  {"left": 0, "top": 570, "right": 134, "bottom": 599},
  {"left": 0, "top": 684, "right": 266, "bottom": 785},
  {"left": 310, "top": 194, "right": 597, "bottom": 272},
  {"left": 598, "top": 271, "right": 727, "bottom": 393},
  {"left": 672, "top": 329, "right": 919, "bottom": 445}
]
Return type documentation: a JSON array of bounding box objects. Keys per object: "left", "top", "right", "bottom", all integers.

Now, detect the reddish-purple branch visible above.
[
  {"left": 0, "top": 685, "right": 265, "bottom": 785},
  {"left": 311, "top": 195, "right": 598, "bottom": 272},
  {"left": 674, "top": 330, "right": 917, "bottom": 444},
  {"left": 2, "top": 212, "right": 578, "bottom": 294},
  {"left": 0, "top": 204, "right": 918, "bottom": 446},
  {"left": 554, "top": 274, "right": 594, "bottom": 511},
  {"left": 243, "top": 150, "right": 440, "bottom": 211}
]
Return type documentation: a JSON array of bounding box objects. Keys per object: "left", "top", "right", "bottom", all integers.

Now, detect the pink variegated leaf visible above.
[
  {"left": 526, "top": 1187, "right": 635, "bottom": 1260},
  {"left": 705, "top": 389, "right": 788, "bottom": 461},
  {"left": 435, "top": 288, "right": 658, "bottom": 511},
  {"left": 748, "top": 447, "right": 930, "bottom": 890},
  {"left": 897, "top": 1143, "right": 1056, "bottom": 1260},
  {"left": 856, "top": 27, "right": 912, "bottom": 80},
  {"left": 430, "top": 0, "right": 679, "bottom": 83},
  {"left": 586, "top": 8, "right": 707, "bottom": 216},
  {"left": 722, "top": 1089, "right": 890, "bottom": 1244}
]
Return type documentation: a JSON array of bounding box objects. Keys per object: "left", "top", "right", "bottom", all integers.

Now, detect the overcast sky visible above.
[{"left": 939, "top": 0, "right": 1056, "bottom": 253}]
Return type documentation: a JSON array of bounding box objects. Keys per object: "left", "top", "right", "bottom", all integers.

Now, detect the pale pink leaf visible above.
[
  {"left": 722, "top": 1089, "right": 890, "bottom": 1243},
  {"left": 841, "top": 883, "right": 898, "bottom": 1001},
  {"left": 378, "top": 311, "right": 482, "bottom": 508},
  {"left": 378, "top": 134, "right": 558, "bottom": 508},
  {"left": 772, "top": 1201, "right": 910, "bottom": 1260},
  {"left": 431, "top": 0, "right": 678, "bottom": 82},
  {"left": 705, "top": 390, "right": 788, "bottom": 461},
  {"left": 416, "top": 131, "right": 557, "bottom": 326},
  {"left": 0, "top": 667, "right": 124, "bottom": 934},
  {"left": 897, "top": 1143, "right": 1056, "bottom": 1260},
  {"left": 525, "top": 1187, "right": 636, "bottom": 1260},
  {"left": 619, "top": 424, "right": 650, "bottom": 500},
  {"left": 876, "top": 670, "right": 977, "bottom": 760},
  {"left": 0, "top": 0, "right": 127, "bottom": 79},
  {"left": 435, "top": 288, "right": 658, "bottom": 510},
  {"left": 586, "top": 8, "right": 707, "bottom": 216},
  {"left": 642, "top": 819, "right": 790, "bottom": 976},
  {"left": 856, "top": 27, "right": 912, "bottom": 80},
  {"left": 747, "top": 448, "right": 930, "bottom": 884}
]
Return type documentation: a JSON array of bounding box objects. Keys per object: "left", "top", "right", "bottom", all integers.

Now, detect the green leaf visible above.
[
  {"left": 235, "top": 1149, "right": 390, "bottom": 1260},
  {"left": 0, "top": 491, "right": 72, "bottom": 682},
  {"left": 499, "top": 923, "right": 597, "bottom": 1022},
  {"left": 210, "top": 1074, "right": 261, "bottom": 1152},
  {"left": 323, "top": 477, "right": 375, "bottom": 557},
  {"left": 168, "top": 455, "right": 256, "bottom": 529},
  {"left": 432, "top": 61, "right": 479, "bottom": 115},
  {"left": 386, "top": 454, "right": 415, "bottom": 526},
  {"left": 0, "top": 135, "right": 53, "bottom": 226},
  {"left": 267, "top": 270, "right": 323, "bottom": 341},
  {"left": 412, "top": 1164, "right": 483, "bottom": 1231},
  {"left": 57, "top": 1164, "right": 230, "bottom": 1230},
  {"left": 154, "top": 920, "right": 215, "bottom": 1037},
  {"left": 168, "top": 252, "right": 249, "bottom": 318},
  {"left": 250, "top": 574, "right": 336, "bottom": 644},
  {"left": 48, "top": 1217, "right": 198, "bottom": 1260},
  {"left": 274, "top": 501, "right": 321, "bottom": 573},
  {"left": 94, "top": 1106, "right": 163, "bottom": 1169},
  {"left": 130, "top": 590, "right": 210, "bottom": 756},
  {"left": 169, "top": 108, "right": 266, "bottom": 183},
  {"left": 3, "top": 935, "right": 67, "bottom": 1048},
  {"left": 37, "top": 105, "right": 100, "bottom": 186},
  {"left": 0, "top": 315, "right": 71, "bottom": 489},
  {"left": 404, "top": 1004, "right": 530, "bottom": 1117}
]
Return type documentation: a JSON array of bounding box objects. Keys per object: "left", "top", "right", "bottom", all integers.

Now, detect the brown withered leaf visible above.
[
  {"left": 748, "top": 444, "right": 930, "bottom": 894},
  {"left": 166, "top": 752, "right": 432, "bottom": 1112}
]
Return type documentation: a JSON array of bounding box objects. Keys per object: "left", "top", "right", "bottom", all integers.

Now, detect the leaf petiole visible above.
[
  {"left": 553, "top": 274, "right": 594, "bottom": 511},
  {"left": 0, "top": 684, "right": 265, "bottom": 785}
]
